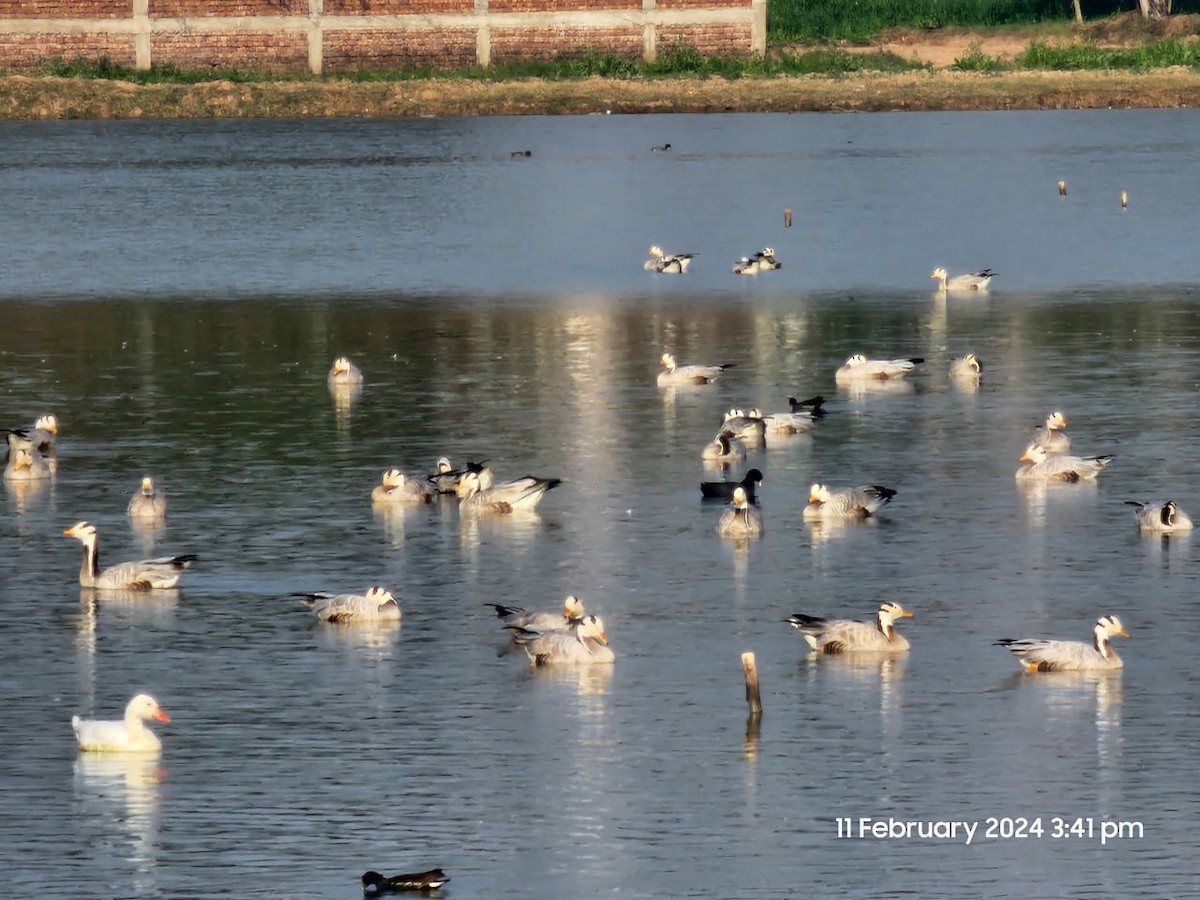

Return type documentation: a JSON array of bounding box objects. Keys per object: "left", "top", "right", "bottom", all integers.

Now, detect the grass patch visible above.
[
  {"left": 952, "top": 40, "right": 1010, "bottom": 71},
  {"left": 39, "top": 57, "right": 273, "bottom": 84},
  {"left": 1016, "top": 37, "right": 1200, "bottom": 69},
  {"left": 769, "top": 0, "right": 1063, "bottom": 43}
]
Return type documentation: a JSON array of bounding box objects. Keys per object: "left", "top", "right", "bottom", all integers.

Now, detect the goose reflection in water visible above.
[
  {"left": 329, "top": 382, "right": 362, "bottom": 433},
  {"left": 75, "top": 753, "right": 165, "bottom": 874}
]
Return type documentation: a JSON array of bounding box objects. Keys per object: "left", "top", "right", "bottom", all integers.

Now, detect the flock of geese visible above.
[{"left": 658, "top": 339, "right": 1192, "bottom": 675}]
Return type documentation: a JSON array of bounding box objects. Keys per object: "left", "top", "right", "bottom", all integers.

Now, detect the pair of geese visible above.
[
  {"left": 789, "top": 602, "right": 1130, "bottom": 672},
  {"left": 712, "top": 481, "right": 897, "bottom": 538},
  {"left": 643, "top": 245, "right": 783, "bottom": 276},
  {"left": 372, "top": 460, "right": 561, "bottom": 516},
  {"left": 4, "top": 414, "right": 59, "bottom": 481}
]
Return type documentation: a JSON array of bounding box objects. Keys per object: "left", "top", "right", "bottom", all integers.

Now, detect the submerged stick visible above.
[{"left": 741, "top": 651, "right": 762, "bottom": 717}]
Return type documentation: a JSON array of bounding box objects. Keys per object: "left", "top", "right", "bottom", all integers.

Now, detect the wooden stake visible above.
[
  {"left": 1121, "top": 190, "right": 1128, "bottom": 208},
  {"left": 741, "top": 651, "right": 762, "bottom": 717},
  {"left": 783, "top": 208, "right": 793, "bottom": 228},
  {"left": 1058, "top": 180, "right": 1067, "bottom": 196}
]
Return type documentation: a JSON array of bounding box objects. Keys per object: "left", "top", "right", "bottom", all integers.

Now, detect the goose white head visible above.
[
  {"left": 1095, "top": 615, "right": 1129, "bottom": 641},
  {"left": 808, "top": 483, "right": 831, "bottom": 504},
  {"left": 576, "top": 615, "right": 609, "bottom": 645},
  {"left": 842, "top": 353, "right": 868, "bottom": 368},
  {"left": 127, "top": 693, "right": 171, "bottom": 724},
  {"left": 648, "top": 245, "right": 665, "bottom": 259},
  {"left": 732, "top": 486, "right": 750, "bottom": 508},
  {"left": 876, "top": 601, "right": 914, "bottom": 628},
  {"left": 140, "top": 476, "right": 156, "bottom": 496},
  {"left": 931, "top": 266, "right": 948, "bottom": 282},
  {"left": 659, "top": 352, "right": 677, "bottom": 372},
  {"left": 562, "top": 595, "right": 585, "bottom": 618},
  {"left": 365, "top": 587, "right": 397, "bottom": 609},
  {"left": 380, "top": 468, "right": 405, "bottom": 488},
  {"left": 1045, "top": 411, "right": 1068, "bottom": 430},
  {"left": 63, "top": 521, "right": 98, "bottom": 543},
  {"left": 436, "top": 457, "right": 453, "bottom": 474},
  {"left": 1019, "top": 444, "right": 1049, "bottom": 464},
  {"left": 34, "top": 414, "right": 59, "bottom": 434}
]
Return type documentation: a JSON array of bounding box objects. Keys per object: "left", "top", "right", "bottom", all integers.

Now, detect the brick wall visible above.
[{"left": 0, "top": 0, "right": 765, "bottom": 73}]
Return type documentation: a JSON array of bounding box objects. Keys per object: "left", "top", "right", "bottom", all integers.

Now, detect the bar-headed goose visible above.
[
  {"left": 489, "top": 595, "right": 585, "bottom": 629},
  {"left": 11, "top": 414, "right": 59, "bottom": 456},
  {"left": 71, "top": 693, "right": 171, "bottom": 753},
  {"left": 834, "top": 354, "right": 924, "bottom": 384},
  {"left": 297, "top": 586, "right": 401, "bottom": 624},
  {"left": 1126, "top": 499, "right": 1194, "bottom": 533},
  {"left": 1030, "top": 411, "right": 1070, "bottom": 453},
  {"left": 506, "top": 615, "right": 615, "bottom": 666},
  {"left": 4, "top": 437, "right": 52, "bottom": 482},
  {"left": 721, "top": 408, "right": 766, "bottom": 446},
  {"left": 63, "top": 521, "right": 196, "bottom": 590},
  {"left": 787, "top": 601, "right": 914, "bottom": 654},
  {"left": 362, "top": 869, "right": 450, "bottom": 895},
  {"left": 701, "top": 430, "right": 747, "bottom": 465},
  {"left": 732, "top": 247, "right": 782, "bottom": 275},
  {"left": 804, "top": 483, "right": 896, "bottom": 521},
  {"left": 127, "top": 476, "right": 167, "bottom": 520},
  {"left": 657, "top": 352, "right": 735, "bottom": 387},
  {"left": 700, "top": 468, "right": 763, "bottom": 504},
  {"left": 327, "top": 356, "right": 363, "bottom": 386},
  {"left": 456, "top": 468, "right": 561, "bottom": 515},
  {"left": 644, "top": 245, "right": 694, "bottom": 274},
  {"left": 426, "top": 457, "right": 487, "bottom": 495},
  {"left": 931, "top": 267, "right": 995, "bottom": 292},
  {"left": 995, "top": 615, "right": 1129, "bottom": 672},
  {"left": 950, "top": 353, "right": 983, "bottom": 381},
  {"left": 371, "top": 468, "right": 432, "bottom": 505},
  {"left": 718, "top": 486, "right": 764, "bottom": 538},
  {"left": 1016, "top": 444, "right": 1112, "bottom": 482}
]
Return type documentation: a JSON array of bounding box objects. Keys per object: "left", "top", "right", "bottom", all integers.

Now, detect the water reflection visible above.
[
  {"left": 74, "top": 753, "right": 165, "bottom": 877},
  {"left": 312, "top": 618, "right": 403, "bottom": 655},
  {"left": 3, "top": 477, "right": 48, "bottom": 516},
  {"left": 839, "top": 380, "right": 915, "bottom": 403},
  {"left": 329, "top": 382, "right": 362, "bottom": 432},
  {"left": 516, "top": 661, "right": 614, "bottom": 697},
  {"left": 129, "top": 516, "right": 166, "bottom": 556}
]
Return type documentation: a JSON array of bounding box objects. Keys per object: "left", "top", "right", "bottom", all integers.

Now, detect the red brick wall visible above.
[
  {"left": 659, "top": 22, "right": 750, "bottom": 55},
  {"left": 0, "top": 0, "right": 128, "bottom": 17},
  {"left": 490, "top": 0, "right": 641, "bottom": 10},
  {"left": 490, "top": 25, "right": 642, "bottom": 62},
  {"left": 323, "top": 28, "right": 477, "bottom": 71},
  {"left": 153, "top": 32, "right": 309, "bottom": 72},
  {"left": 150, "top": 1, "right": 296, "bottom": 15},
  {"left": 325, "top": 0, "right": 475, "bottom": 13},
  {"left": 0, "top": 32, "right": 133, "bottom": 66}
]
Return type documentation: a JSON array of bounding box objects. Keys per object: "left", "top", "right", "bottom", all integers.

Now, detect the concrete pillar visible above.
[
  {"left": 642, "top": 0, "right": 656, "bottom": 63},
  {"left": 308, "top": 0, "right": 323, "bottom": 75},
  {"left": 751, "top": 0, "right": 766, "bottom": 55},
  {"left": 133, "top": 0, "right": 150, "bottom": 70},
  {"left": 476, "top": 0, "right": 490, "bottom": 67}
]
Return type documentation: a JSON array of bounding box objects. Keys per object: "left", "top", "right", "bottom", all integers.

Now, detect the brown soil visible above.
[{"left": 2, "top": 14, "right": 1199, "bottom": 119}]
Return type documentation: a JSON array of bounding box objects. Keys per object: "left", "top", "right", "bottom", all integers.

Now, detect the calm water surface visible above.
[{"left": 1, "top": 111, "right": 1200, "bottom": 898}]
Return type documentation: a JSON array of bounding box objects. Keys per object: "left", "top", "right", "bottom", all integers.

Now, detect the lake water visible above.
[{"left": 2, "top": 110, "right": 1199, "bottom": 898}]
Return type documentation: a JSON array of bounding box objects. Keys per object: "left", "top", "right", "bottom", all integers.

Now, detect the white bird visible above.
[
  {"left": 327, "top": 356, "right": 363, "bottom": 386},
  {"left": 718, "top": 486, "right": 763, "bottom": 538},
  {"left": 1016, "top": 444, "right": 1112, "bottom": 482},
  {"left": 71, "top": 694, "right": 171, "bottom": 753},
  {"left": 931, "top": 266, "right": 995, "bottom": 292},
  {"left": 804, "top": 483, "right": 896, "bottom": 521},
  {"left": 644, "top": 245, "right": 694, "bottom": 274},
  {"left": 489, "top": 595, "right": 586, "bottom": 629},
  {"left": 297, "top": 586, "right": 401, "bottom": 624},
  {"left": 426, "top": 457, "right": 484, "bottom": 495},
  {"left": 834, "top": 354, "right": 924, "bottom": 384},
  {"left": 506, "top": 615, "right": 615, "bottom": 666},
  {"left": 787, "top": 601, "right": 914, "bottom": 654},
  {"left": 371, "top": 468, "right": 432, "bottom": 505},
  {"left": 657, "top": 352, "right": 735, "bottom": 387},
  {"left": 9, "top": 414, "right": 59, "bottom": 457},
  {"left": 127, "top": 476, "right": 167, "bottom": 520},
  {"left": 701, "top": 431, "right": 747, "bottom": 464},
  {"left": 721, "top": 408, "right": 766, "bottom": 446},
  {"left": 732, "top": 247, "right": 782, "bottom": 275},
  {"left": 995, "top": 615, "right": 1129, "bottom": 672},
  {"left": 1031, "top": 411, "right": 1071, "bottom": 453},
  {"left": 3, "top": 436, "right": 51, "bottom": 482},
  {"left": 455, "top": 468, "right": 561, "bottom": 515},
  {"left": 63, "top": 521, "right": 196, "bottom": 590},
  {"left": 950, "top": 353, "right": 983, "bottom": 382},
  {"left": 1126, "top": 499, "right": 1193, "bottom": 533}
]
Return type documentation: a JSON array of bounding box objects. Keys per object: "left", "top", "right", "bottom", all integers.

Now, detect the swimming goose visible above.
[
  {"left": 3, "top": 438, "right": 52, "bottom": 482},
  {"left": 803, "top": 483, "right": 896, "bottom": 521},
  {"left": 1030, "top": 411, "right": 1071, "bottom": 454},
  {"left": 127, "top": 476, "right": 167, "bottom": 520},
  {"left": 787, "top": 601, "right": 914, "bottom": 655},
  {"left": 995, "top": 615, "right": 1129, "bottom": 672},
  {"left": 455, "top": 468, "right": 561, "bottom": 514},
  {"left": 490, "top": 595, "right": 585, "bottom": 629},
  {"left": 1016, "top": 444, "right": 1112, "bottom": 482},
  {"left": 931, "top": 267, "right": 995, "bottom": 292},
  {"left": 732, "top": 248, "right": 782, "bottom": 275},
  {"left": 701, "top": 431, "right": 747, "bottom": 464},
  {"left": 362, "top": 868, "right": 450, "bottom": 894},
  {"left": 71, "top": 694, "right": 171, "bottom": 753},
  {"left": 700, "top": 468, "right": 763, "bottom": 503},
  {"left": 296, "top": 586, "right": 401, "bottom": 624},
  {"left": 650, "top": 143, "right": 672, "bottom": 152},
  {"left": 426, "top": 457, "right": 471, "bottom": 495},
  {"left": 1126, "top": 499, "right": 1194, "bottom": 533},
  {"left": 644, "top": 245, "right": 694, "bottom": 274},
  {"left": 950, "top": 353, "right": 983, "bottom": 381},
  {"left": 371, "top": 468, "right": 432, "bottom": 505},
  {"left": 721, "top": 408, "right": 766, "bottom": 446},
  {"left": 657, "top": 352, "right": 735, "bottom": 387},
  {"left": 762, "top": 397, "right": 824, "bottom": 436},
  {"left": 718, "top": 486, "right": 764, "bottom": 538},
  {"left": 834, "top": 354, "right": 924, "bottom": 384},
  {"left": 327, "top": 356, "right": 363, "bottom": 386},
  {"left": 63, "top": 521, "right": 196, "bottom": 590},
  {"left": 10, "top": 414, "right": 59, "bottom": 456},
  {"left": 506, "top": 615, "right": 615, "bottom": 666}
]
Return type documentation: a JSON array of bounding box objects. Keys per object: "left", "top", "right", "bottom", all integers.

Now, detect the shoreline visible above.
[{"left": 2, "top": 69, "right": 1200, "bottom": 119}]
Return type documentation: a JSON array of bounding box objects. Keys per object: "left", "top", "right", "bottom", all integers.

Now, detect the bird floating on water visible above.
[
  {"left": 930, "top": 267, "right": 995, "bottom": 292},
  {"left": 71, "top": 693, "right": 171, "bottom": 753},
  {"left": 996, "top": 615, "right": 1129, "bottom": 672},
  {"left": 787, "top": 601, "right": 914, "bottom": 655},
  {"left": 361, "top": 867, "right": 450, "bottom": 895}
]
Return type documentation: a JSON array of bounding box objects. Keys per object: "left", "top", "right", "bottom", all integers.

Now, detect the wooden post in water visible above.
[
  {"left": 783, "top": 208, "right": 793, "bottom": 228},
  {"left": 1058, "top": 180, "right": 1067, "bottom": 196},
  {"left": 741, "top": 651, "right": 762, "bottom": 717},
  {"left": 1121, "top": 190, "right": 1128, "bottom": 209}
]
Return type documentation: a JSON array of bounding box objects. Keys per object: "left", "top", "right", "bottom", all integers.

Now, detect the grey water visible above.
[{"left": 1, "top": 110, "right": 1199, "bottom": 898}]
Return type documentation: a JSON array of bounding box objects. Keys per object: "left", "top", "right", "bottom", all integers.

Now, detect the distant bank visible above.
[{"left": 3, "top": 69, "right": 1200, "bottom": 120}]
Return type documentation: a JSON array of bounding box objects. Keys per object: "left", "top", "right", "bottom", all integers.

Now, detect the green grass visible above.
[
  {"left": 1017, "top": 37, "right": 1200, "bottom": 69},
  {"left": 40, "top": 57, "right": 272, "bottom": 83},
  {"left": 951, "top": 40, "right": 1010, "bottom": 71},
  {"left": 768, "top": 0, "right": 1063, "bottom": 43}
]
